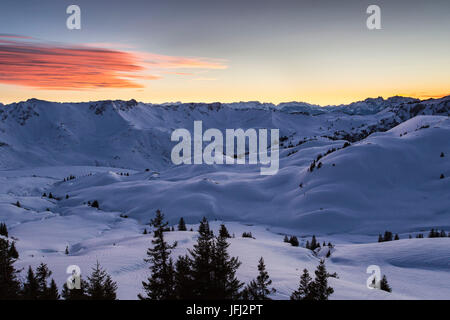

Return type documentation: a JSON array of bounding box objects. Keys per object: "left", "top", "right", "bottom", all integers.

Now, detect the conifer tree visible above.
[
  {"left": 219, "top": 224, "right": 231, "bottom": 238},
  {"left": 8, "top": 241, "right": 18, "bottom": 259},
  {"left": 35, "top": 263, "right": 53, "bottom": 299},
  {"left": 310, "top": 235, "right": 318, "bottom": 250},
  {"left": 140, "top": 210, "right": 177, "bottom": 300},
  {"left": 289, "top": 236, "right": 299, "bottom": 247},
  {"left": 188, "top": 217, "right": 215, "bottom": 298},
  {"left": 47, "top": 279, "right": 60, "bottom": 300},
  {"left": 379, "top": 275, "right": 392, "bottom": 293},
  {"left": 178, "top": 217, "right": 187, "bottom": 231},
  {"left": 211, "top": 232, "right": 243, "bottom": 299},
  {"left": 86, "top": 262, "right": 118, "bottom": 300},
  {"left": 244, "top": 257, "right": 276, "bottom": 300},
  {"left": 174, "top": 255, "right": 194, "bottom": 299},
  {"left": 0, "top": 222, "right": 8, "bottom": 237},
  {"left": 22, "top": 266, "right": 40, "bottom": 300},
  {"left": 291, "top": 268, "right": 312, "bottom": 300},
  {"left": 310, "top": 260, "right": 334, "bottom": 300},
  {"left": 394, "top": 234, "right": 400, "bottom": 240},
  {"left": 283, "top": 235, "right": 289, "bottom": 243},
  {"left": 0, "top": 238, "right": 21, "bottom": 299}
]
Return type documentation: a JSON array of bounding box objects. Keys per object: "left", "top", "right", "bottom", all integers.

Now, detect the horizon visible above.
[{"left": 1, "top": 93, "right": 449, "bottom": 108}]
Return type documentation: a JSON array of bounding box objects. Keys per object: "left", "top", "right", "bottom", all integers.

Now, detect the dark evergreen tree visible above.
[
  {"left": 47, "top": 279, "right": 60, "bottom": 300},
  {"left": 177, "top": 217, "right": 187, "bottom": 231},
  {"left": 22, "top": 266, "right": 39, "bottom": 300},
  {"left": 291, "top": 268, "right": 313, "bottom": 300},
  {"left": 86, "top": 261, "right": 117, "bottom": 300},
  {"left": 244, "top": 257, "right": 276, "bottom": 300},
  {"left": 383, "top": 231, "right": 393, "bottom": 242},
  {"left": 283, "top": 235, "right": 289, "bottom": 243},
  {"left": 394, "top": 234, "right": 399, "bottom": 240},
  {"left": 15, "top": 201, "right": 21, "bottom": 208},
  {"left": 0, "top": 238, "right": 21, "bottom": 299},
  {"left": 210, "top": 233, "right": 243, "bottom": 299},
  {"left": 378, "top": 234, "right": 383, "bottom": 242},
  {"left": 310, "top": 260, "right": 334, "bottom": 300},
  {"left": 219, "top": 224, "right": 231, "bottom": 238},
  {"left": 379, "top": 275, "right": 392, "bottom": 292},
  {"left": 0, "top": 222, "right": 7, "bottom": 237},
  {"left": 139, "top": 210, "right": 177, "bottom": 300},
  {"left": 91, "top": 200, "right": 99, "bottom": 209},
  {"left": 310, "top": 235, "right": 318, "bottom": 250},
  {"left": 187, "top": 217, "right": 214, "bottom": 299},
  {"left": 65, "top": 246, "right": 69, "bottom": 255},
  {"left": 8, "top": 241, "right": 18, "bottom": 259},
  {"left": 174, "top": 255, "right": 194, "bottom": 299},
  {"left": 289, "top": 236, "right": 299, "bottom": 247},
  {"left": 143, "top": 228, "right": 148, "bottom": 235}
]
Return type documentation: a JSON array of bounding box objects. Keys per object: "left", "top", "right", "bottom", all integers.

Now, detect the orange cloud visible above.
[{"left": 0, "top": 35, "right": 227, "bottom": 90}]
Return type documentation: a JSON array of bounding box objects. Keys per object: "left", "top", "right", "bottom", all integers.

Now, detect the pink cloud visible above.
[{"left": 0, "top": 35, "right": 227, "bottom": 90}]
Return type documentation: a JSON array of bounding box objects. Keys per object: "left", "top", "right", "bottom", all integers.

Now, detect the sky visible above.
[{"left": 0, "top": 0, "right": 449, "bottom": 105}]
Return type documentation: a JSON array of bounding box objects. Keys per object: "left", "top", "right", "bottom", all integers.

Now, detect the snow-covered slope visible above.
[{"left": 0, "top": 95, "right": 449, "bottom": 299}]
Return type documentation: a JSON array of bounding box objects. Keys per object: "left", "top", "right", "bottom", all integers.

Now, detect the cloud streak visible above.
[{"left": 0, "top": 35, "right": 226, "bottom": 90}]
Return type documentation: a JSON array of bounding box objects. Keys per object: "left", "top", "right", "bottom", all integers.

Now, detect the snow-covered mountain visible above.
[{"left": 0, "top": 95, "right": 449, "bottom": 299}]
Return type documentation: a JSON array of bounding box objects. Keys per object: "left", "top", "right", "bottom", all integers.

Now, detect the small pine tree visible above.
[
  {"left": 310, "top": 260, "right": 334, "bottom": 300},
  {"left": 174, "top": 255, "right": 194, "bottom": 299},
  {"left": 245, "top": 257, "right": 276, "bottom": 300},
  {"left": 91, "top": 200, "right": 99, "bottom": 209},
  {"left": 86, "top": 262, "right": 117, "bottom": 300},
  {"left": 289, "top": 236, "right": 299, "bottom": 247},
  {"left": 291, "top": 269, "right": 313, "bottom": 300},
  {"left": 177, "top": 217, "right": 187, "bottom": 231},
  {"left": 211, "top": 232, "right": 244, "bottom": 299},
  {"left": 187, "top": 217, "right": 214, "bottom": 298},
  {"left": 0, "top": 222, "right": 8, "bottom": 237},
  {"left": 47, "top": 279, "right": 60, "bottom": 300},
  {"left": 48, "top": 193, "right": 53, "bottom": 199},
  {"left": 394, "top": 234, "right": 399, "bottom": 240},
  {"left": 379, "top": 275, "right": 392, "bottom": 292},
  {"left": 65, "top": 246, "right": 69, "bottom": 255},
  {"left": 35, "top": 263, "right": 59, "bottom": 300},
  {"left": 310, "top": 235, "right": 318, "bottom": 250},
  {"left": 143, "top": 228, "right": 148, "bottom": 235},
  {"left": 8, "top": 241, "right": 18, "bottom": 259},
  {"left": 283, "top": 235, "right": 289, "bottom": 243},
  {"left": 219, "top": 224, "right": 231, "bottom": 238},
  {"left": 139, "top": 210, "right": 177, "bottom": 300},
  {"left": 15, "top": 201, "right": 21, "bottom": 208},
  {"left": 383, "top": 231, "right": 393, "bottom": 242},
  {"left": 22, "top": 266, "right": 40, "bottom": 300},
  {"left": 0, "top": 238, "right": 21, "bottom": 299}
]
